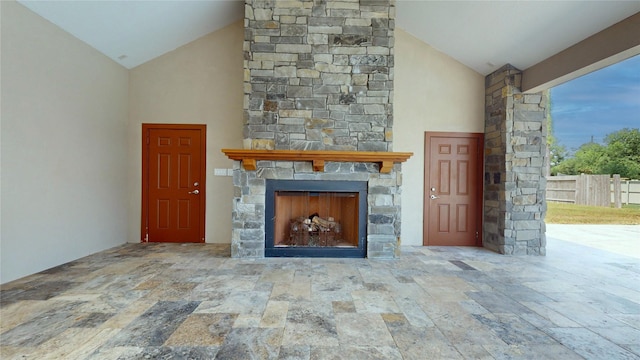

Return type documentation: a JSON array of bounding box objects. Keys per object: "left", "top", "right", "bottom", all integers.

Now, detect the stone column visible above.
[{"left": 484, "top": 64, "right": 547, "bottom": 255}]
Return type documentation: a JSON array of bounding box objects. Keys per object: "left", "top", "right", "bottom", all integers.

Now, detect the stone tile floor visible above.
[{"left": 1, "top": 238, "right": 639, "bottom": 359}]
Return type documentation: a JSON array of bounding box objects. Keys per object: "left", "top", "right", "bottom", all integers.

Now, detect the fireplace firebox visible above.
[{"left": 265, "top": 180, "right": 367, "bottom": 257}]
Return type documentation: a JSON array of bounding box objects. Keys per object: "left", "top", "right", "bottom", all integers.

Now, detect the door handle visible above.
[
  {"left": 430, "top": 194, "right": 439, "bottom": 200},
  {"left": 189, "top": 189, "right": 200, "bottom": 195}
]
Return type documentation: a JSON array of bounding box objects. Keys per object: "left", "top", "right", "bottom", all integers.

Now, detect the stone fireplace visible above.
[{"left": 225, "top": 0, "right": 410, "bottom": 259}]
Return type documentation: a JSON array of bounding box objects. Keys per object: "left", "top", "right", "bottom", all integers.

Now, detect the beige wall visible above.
[
  {"left": 0, "top": 8, "right": 485, "bottom": 283},
  {"left": 127, "top": 21, "right": 244, "bottom": 244},
  {"left": 394, "top": 28, "right": 485, "bottom": 246},
  {"left": 1, "top": 1, "right": 130, "bottom": 283}
]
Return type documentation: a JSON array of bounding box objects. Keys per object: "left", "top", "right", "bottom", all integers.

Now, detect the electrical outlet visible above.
[{"left": 214, "top": 168, "right": 227, "bottom": 176}]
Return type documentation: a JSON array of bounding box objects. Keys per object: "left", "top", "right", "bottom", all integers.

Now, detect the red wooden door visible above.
[
  {"left": 424, "top": 132, "right": 483, "bottom": 246},
  {"left": 142, "top": 124, "right": 205, "bottom": 243}
]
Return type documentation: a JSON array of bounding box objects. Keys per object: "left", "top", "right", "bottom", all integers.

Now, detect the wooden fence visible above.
[
  {"left": 546, "top": 174, "right": 611, "bottom": 206},
  {"left": 546, "top": 174, "right": 640, "bottom": 207},
  {"left": 613, "top": 179, "right": 640, "bottom": 206}
]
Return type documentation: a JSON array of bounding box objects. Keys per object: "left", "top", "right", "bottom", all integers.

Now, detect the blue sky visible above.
[{"left": 550, "top": 54, "right": 640, "bottom": 153}]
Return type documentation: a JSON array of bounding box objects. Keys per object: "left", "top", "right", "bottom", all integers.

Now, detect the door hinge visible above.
[
  {"left": 475, "top": 231, "right": 479, "bottom": 240},
  {"left": 144, "top": 232, "right": 149, "bottom": 242}
]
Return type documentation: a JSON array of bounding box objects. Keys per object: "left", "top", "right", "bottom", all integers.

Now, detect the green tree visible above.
[
  {"left": 601, "top": 128, "right": 640, "bottom": 178},
  {"left": 601, "top": 157, "right": 640, "bottom": 179},
  {"left": 552, "top": 128, "right": 640, "bottom": 178},
  {"left": 546, "top": 90, "right": 567, "bottom": 171},
  {"left": 548, "top": 143, "right": 567, "bottom": 170},
  {"left": 552, "top": 142, "right": 607, "bottom": 175}
]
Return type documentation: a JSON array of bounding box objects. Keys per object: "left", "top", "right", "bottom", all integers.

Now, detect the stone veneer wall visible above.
[
  {"left": 233, "top": 0, "right": 400, "bottom": 259},
  {"left": 243, "top": 0, "right": 395, "bottom": 151},
  {"left": 484, "top": 65, "right": 548, "bottom": 255}
]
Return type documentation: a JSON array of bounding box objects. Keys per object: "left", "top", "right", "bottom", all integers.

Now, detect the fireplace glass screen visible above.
[
  {"left": 265, "top": 180, "right": 367, "bottom": 257},
  {"left": 274, "top": 191, "right": 358, "bottom": 248}
]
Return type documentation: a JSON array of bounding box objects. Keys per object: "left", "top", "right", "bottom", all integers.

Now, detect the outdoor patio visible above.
[{"left": 1, "top": 226, "right": 639, "bottom": 359}]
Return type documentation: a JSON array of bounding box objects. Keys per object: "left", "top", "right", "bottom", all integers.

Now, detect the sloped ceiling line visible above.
[{"left": 17, "top": 0, "right": 640, "bottom": 75}]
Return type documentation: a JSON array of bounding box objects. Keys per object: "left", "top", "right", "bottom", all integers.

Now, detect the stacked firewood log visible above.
[
  {"left": 311, "top": 215, "right": 338, "bottom": 231},
  {"left": 289, "top": 214, "right": 341, "bottom": 246}
]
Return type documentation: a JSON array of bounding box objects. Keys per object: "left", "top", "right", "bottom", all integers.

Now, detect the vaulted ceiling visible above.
[{"left": 17, "top": 0, "right": 640, "bottom": 75}]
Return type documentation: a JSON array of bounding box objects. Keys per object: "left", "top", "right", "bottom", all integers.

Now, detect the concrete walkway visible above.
[{"left": 546, "top": 224, "right": 640, "bottom": 259}]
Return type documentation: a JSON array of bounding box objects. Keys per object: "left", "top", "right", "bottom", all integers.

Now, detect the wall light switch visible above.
[{"left": 214, "top": 168, "right": 227, "bottom": 176}]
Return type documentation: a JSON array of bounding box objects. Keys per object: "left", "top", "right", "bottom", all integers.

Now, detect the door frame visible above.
[
  {"left": 423, "top": 131, "right": 484, "bottom": 246},
  {"left": 141, "top": 123, "right": 207, "bottom": 243}
]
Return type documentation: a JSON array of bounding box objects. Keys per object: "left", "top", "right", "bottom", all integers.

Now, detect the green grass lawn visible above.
[{"left": 546, "top": 202, "right": 640, "bottom": 224}]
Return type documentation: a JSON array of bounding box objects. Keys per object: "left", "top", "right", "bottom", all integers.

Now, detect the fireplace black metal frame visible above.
[{"left": 265, "top": 179, "right": 367, "bottom": 258}]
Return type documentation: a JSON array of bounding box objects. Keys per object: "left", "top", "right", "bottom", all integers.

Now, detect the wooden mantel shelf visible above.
[{"left": 222, "top": 149, "right": 413, "bottom": 174}]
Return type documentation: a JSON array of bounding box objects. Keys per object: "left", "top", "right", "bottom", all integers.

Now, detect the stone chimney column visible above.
[
  {"left": 243, "top": 0, "right": 395, "bottom": 152},
  {"left": 484, "top": 65, "right": 548, "bottom": 255}
]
